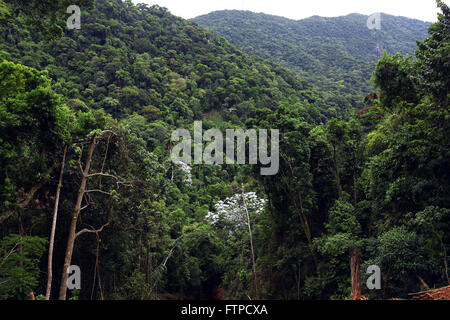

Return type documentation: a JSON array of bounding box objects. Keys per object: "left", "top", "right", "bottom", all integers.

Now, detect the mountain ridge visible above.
[
  {"left": 192, "top": 10, "right": 431, "bottom": 114},
  {"left": 194, "top": 10, "right": 432, "bottom": 24}
]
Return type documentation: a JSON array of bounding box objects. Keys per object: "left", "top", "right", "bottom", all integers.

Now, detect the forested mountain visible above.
[
  {"left": 193, "top": 11, "right": 431, "bottom": 115},
  {"left": 0, "top": 0, "right": 325, "bottom": 300},
  {"left": 0, "top": 0, "right": 449, "bottom": 302},
  {"left": 0, "top": 1, "right": 327, "bottom": 124}
]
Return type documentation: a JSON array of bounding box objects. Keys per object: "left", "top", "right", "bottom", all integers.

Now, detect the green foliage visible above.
[
  {"left": 0, "top": 0, "right": 448, "bottom": 301},
  {"left": 0, "top": 0, "right": 95, "bottom": 38},
  {"left": 416, "top": 0, "right": 450, "bottom": 107},
  {"left": 0, "top": 60, "right": 71, "bottom": 210},
  {"left": 0, "top": 0, "right": 323, "bottom": 128},
  {"left": 0, "top": 234, "right": 48, "bottom": 299},
  {"left": 325, "top": 200, "right": 360, "bottom": 236},
  {"left": 374, "top": 52, "right": 419, "bottom": 108},
  {"left": 193, "top": 11, "right": 430, "bottom": 118}
]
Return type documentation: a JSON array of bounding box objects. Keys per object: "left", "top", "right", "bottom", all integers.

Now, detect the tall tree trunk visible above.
[
  {"left": 46, "top": 146, "right": 67, "bottom": 300},
  {"left": 94, "top": 234, "right": 104, "bottom": 300},
  {"left": 59, "top": 134, "right": 97, "bottom": 300},
  {"left": 241, "top": 184, "right": 258, "bottom": 298},
  {"left": 350, "top": 247, "right": 361, "bottom": 300}
]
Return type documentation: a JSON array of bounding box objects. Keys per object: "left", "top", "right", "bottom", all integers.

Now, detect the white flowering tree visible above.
[
  {"left": 172, "top": 159, "right": 192, "bottom": 186},
  {"left": 206, "top": 187, "right": 266, "bottom": 298},
  {"left": 205, "top": 191, "right": 266, "bottom": 231}
]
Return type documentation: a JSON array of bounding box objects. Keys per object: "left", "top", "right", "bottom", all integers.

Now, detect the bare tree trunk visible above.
[
  {"left": 46, "top": 146, "right": 67, "bottom": 300},
  {"left": 350, "top": 247, "right": 361, "bottom": 300},
  {"left": 94, "top": 233, "right": 104, "bottom": 300},
  {"left": 415, "top": 272, "right": 430, "bottom": 290},
  {"left": 59, "top": 134, "right": 97, "bottom": 300},
  {"left": 90, "top": 234, "right": 101, "bottom": 300},
  {"left": 97, "top": 262, "right": 104, "bottom": 300},
  {"left": 241, "top": 184, "right": 258, "bottom": 298}
]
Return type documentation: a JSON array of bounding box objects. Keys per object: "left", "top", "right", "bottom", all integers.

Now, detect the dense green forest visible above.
[
  {"left": 0, "top": 0, "right": 448, "bottom": 301},
  {"left": 193, "top": 11, "right": 431, "bottom": 118}
]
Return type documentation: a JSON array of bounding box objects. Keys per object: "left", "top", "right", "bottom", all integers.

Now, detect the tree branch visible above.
[
  {"left": 87, "top": 172, "right": 133, "bottom": 187},
  {"left": 75, "top": 219, "right": 112, "bottom": 239},
  {"left": 85, "top": 189, "right": 112, "bottom": 196},
  {"left": 0, "top": 244, "right": 18, "bottom": 269}
]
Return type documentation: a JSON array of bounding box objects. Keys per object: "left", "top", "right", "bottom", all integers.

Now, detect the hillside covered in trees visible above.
[
  {"left": 193, "top": 11, "right": 431, "bottom": 117},
  {"left": 0, "top": 0, "right": 448, "bottom": 301}
]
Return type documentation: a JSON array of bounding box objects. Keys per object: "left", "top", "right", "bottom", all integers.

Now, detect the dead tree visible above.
[{"left": 58, "top": 131, "right": 132, "bottom": 300}]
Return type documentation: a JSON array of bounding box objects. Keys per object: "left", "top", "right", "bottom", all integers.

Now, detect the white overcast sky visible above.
[{"left": 133, "top": 0, "right": 443, "bottom": 22}]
